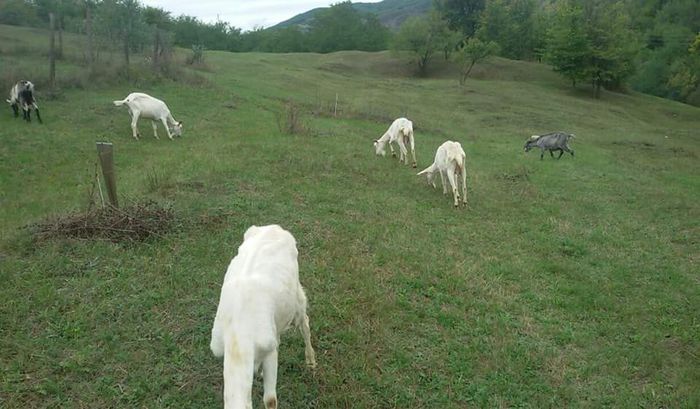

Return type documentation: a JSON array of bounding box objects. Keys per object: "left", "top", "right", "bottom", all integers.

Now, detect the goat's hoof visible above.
[{"left": 412, "top": 164, "right": 417, "bottom": 168}]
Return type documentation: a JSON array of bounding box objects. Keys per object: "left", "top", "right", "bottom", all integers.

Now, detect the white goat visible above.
[
  {"left": 113, "top": 92, "right": 182, "bottom": 140},
  {"left": 210, "top": 224, "right": 316, "bottom": 409},
  {"left": 417, "top": 141, "right": 468, "bottom": 207},
  {"left": 373, "top": 117, "right": 417, "bottom": 167}
]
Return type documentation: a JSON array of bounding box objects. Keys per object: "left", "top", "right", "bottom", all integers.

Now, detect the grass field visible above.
[{"left": 1, "top": 24, "right": 698, "bottom": 408}]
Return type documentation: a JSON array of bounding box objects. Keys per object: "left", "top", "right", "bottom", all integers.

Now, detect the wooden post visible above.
[
  {"left": 96, "top": 142, "right": 118, "bottom": 208},
  {"left": 334, "top": 93, "right": 338, "bottom": 117},
  {"left": 86, "top": 3, "right": 94, "bottom": 72},
  {"left": 49, "top": 13, "right": 56, "bottom": 90}
]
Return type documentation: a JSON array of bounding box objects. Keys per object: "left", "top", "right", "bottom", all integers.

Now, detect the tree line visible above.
[{"left": 0, "top": 0, "right": 697, "bottom": 104}]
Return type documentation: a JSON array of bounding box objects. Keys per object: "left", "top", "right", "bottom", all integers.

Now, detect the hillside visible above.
[
  {"left": 1, "top": 24, "right": 699, "bottom": 408},
  {"left": 272, "top": 0, "right": 432, "bottom": 30}
]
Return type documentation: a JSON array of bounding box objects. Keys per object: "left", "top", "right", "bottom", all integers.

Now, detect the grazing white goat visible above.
[
  {"left": 373, "top": 117, "right": 417, "bottom": 167},
  {"left": 210, "top": 224, "right": 316, "bottom": 409},
  {"left": 113, "top": 92, "right": 182, "bottom": 140},
  {"left": 7, "top": 80, "right": 41, "bottom": 123},
  {"left": 417, "top": 141, "right": 467, "bottom": 207}
]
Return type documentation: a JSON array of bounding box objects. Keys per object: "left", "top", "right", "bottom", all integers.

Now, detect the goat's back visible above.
[
  {"left": 534, "top": 132, "right": 573, "bottom": 148},
  {"left": 218, "top": 225, "right": 302, "bottom": 335}
]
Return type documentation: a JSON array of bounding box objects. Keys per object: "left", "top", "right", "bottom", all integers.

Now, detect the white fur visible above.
[
  {"left": 373, "top": 117, "right": 417, "bottom": 167},
  {"left": 417, "top": 141, "right": 468, "bottom": 207},
  {"left": 210, "top": 225, "right": 316, "bottom": 409},
  {"left": 113, "top": 92, "right": 182, "bottom": 140}
]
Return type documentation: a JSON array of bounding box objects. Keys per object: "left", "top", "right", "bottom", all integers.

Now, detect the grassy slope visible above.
[{"left": 1, "top": 24, "right": 699, "bottom": 408}]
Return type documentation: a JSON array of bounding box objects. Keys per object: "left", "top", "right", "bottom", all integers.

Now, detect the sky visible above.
[{"left": 140, "top": 1, "right": 383, "bottom": 31}]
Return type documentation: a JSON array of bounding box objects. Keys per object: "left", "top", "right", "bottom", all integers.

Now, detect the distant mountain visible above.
[{"left": 271, "top": 0, "right": 433, "bottom": 31}]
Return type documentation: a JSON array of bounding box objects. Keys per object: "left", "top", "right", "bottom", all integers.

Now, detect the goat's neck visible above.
[
  {"left": 377, "top": 132, "right": 392, "bottom": 144},
  {"left": 165, "top": 113, "right": 178, "bottom": 127}
]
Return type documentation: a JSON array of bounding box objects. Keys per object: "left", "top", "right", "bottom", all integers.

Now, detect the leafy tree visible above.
[
  {"left": 545, "top": 2, "right": 590, "bottom": 87},
  {"left": 308, "top": 1, "right": 388, "bottom": 53},
  {"left": 628, "top": 0, "right": 700, "bottom": 105},
  {"left": 546, "top": 0, "right": 637, "bottom": 97},
  {"left": 392, "top": 13, "right": 456, "bottom": 76},
  {"left": 435, "top": 0, "right": 486, "bottom": 37},
  {"left": 143, "top": 7, "right": 173, "bottom": 68},
  {"left": 453, "top": 37, "right": 499, "bottom": 84},
  {"left": 95, "top": 0, "right": 149, "bottom": 79},
  {"left": 476, "top": 0, "right": 543, "bottom": 60}
]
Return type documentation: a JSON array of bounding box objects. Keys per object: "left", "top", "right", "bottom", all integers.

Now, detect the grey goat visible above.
[{"left": 524, "top": 132, "right": 574, "bottom": 160}]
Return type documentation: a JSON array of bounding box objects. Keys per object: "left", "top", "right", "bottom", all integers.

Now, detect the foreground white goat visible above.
[
  {"left": 373, "top": 117, "right": 417, "bottom": 167},
  {"left": 417, "top": 141, "right": 467, "bottom": 207},
  {"left": 113, "top": 92, "right": 182, "bottom": 140},
  {"left": 210, "top": 224, "right": 316, "bottom": 409}
]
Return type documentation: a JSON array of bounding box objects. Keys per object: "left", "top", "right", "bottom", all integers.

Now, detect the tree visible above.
[
  {"left": 435, "top": 0, "right": 486, "bottom": 37},
  {"left": 453, "top": 37, "right": 499, "bottom": 84},
  {"left": 545, "top": 0, "right": 637, "bottom": 97},
  {"left": 545, "top": 2, "right": 591, "bottom": 88},
  {"left": 307, "top": 1, "right": 388, "bottom": 53},
  {"left": 95, "top": 0, "right": 149, "bottom": 80},
  {"left": 392, "top": 13, "right": 456, "bottom": 76},
  {"left": 476, "top": 0, "right": 543, "bottom": 60},
  {"left": 143, "top": 6, "right": 173, "bottom": 69}
]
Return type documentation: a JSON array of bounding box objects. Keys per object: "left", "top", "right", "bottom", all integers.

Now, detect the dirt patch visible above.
[{"left": 498, "top": 167, "right": 531, "bottom": 183}]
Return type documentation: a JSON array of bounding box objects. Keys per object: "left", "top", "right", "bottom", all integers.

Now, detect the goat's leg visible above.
[
  {"left": 161, "top": 118, "right": 173, "bottom": 140},
  {"left": 11, "top": 103, "right": 19, "bottom": 118},
  {"left": 566, "top": 145, "right": 574, "bottom": 157},
  {"left": 389, "top": 142, "right": 396, "bottom": 157},
  {"left": 440, "top": 171, "right": 447, "bottom": 195},
  {"left": 300, "top": 313, "right": 316, "bottom": 368},
  {"left": 549, "top": 150, "right": 555, "bottom": 158},
  {"left": 397, "top": 138, "right": 408, "bottom": 165},
  {"left": 262, "top": 350, "right": 279, "bottom": 409},
  {"left": 446, "top": 169, "right": 459, "bottom": 207},
  {"left": 557, "top": 150, "right": 564, "bottom": 159},
  {"left": 540, "top": 148, "right": 545, "bottom": 160},
  {"left": 410, "top": 137, "right": 417, "bottom": 168},
  {"left": 131, "top": 112, "right": 141, "bottom": 139},
  {"left": 151, "top": 121, "right": 160, "bottom": 139},
  {"left": 34, "top": 106, "right": 42, "bottom": 124},
  {"left": 461, "top": 166, "right": 467, "bottom": 206}
]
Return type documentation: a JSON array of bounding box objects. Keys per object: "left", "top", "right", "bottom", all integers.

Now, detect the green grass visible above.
[{"left": 1, "top": 24, "right": 699, "bottom": 408}]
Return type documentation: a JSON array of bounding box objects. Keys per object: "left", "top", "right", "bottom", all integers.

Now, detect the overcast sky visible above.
[{"left": 140, "top": 1, "right": 383, "bottom": 31}]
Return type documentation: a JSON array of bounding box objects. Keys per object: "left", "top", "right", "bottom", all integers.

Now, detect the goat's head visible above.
[
  {"left": 19, "top": 80, "right": 34, "bottom": 92},
  {"left": 373, "top": 139, "right": 386, "bottom": 156},
  {"left": 524, "top": 136, "right": 538, "bottom": 152},
  {"left": 170, "top": 121, "right": 183, "bottom": 137}
]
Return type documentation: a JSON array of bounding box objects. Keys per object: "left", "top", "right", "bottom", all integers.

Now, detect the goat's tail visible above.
[
  {"left": 113, "top": 99, "right": 127, "bottom": 107},
  {"left": 416, "top": 164, "right": 434, "bottom": 176}
]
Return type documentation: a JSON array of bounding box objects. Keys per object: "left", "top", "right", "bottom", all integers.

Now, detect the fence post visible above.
[
  {"left": 49, "top": 13, "right": 56, "bottom": 90},
  {"left": 96, "top": 142, "right": 118, "bottom": 208}
]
